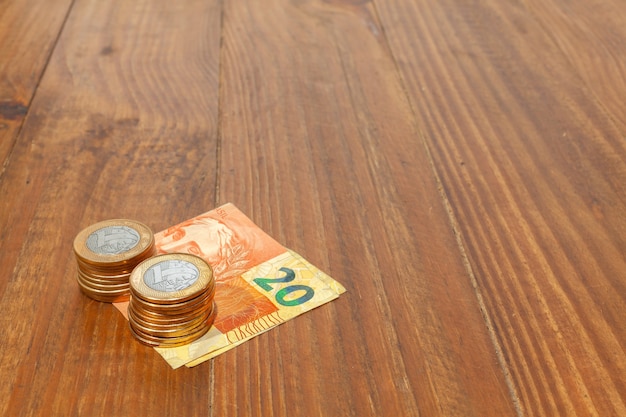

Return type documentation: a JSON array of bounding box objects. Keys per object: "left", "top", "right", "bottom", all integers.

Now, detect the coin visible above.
[
  {"left": 128, "top": 313, "right": 215, "bottom": 347},
  {"left": 76, "top": 278, "right": 130, "bottom": 302},
  {"left": 77, "top": 272, "right": 130, "bottom": 287},
  {"left": 129, "top": 282, "right": 215, "bottom": 314},
  {"left": 129, "top": 254, "right": 213, "bottom": 303},
  {"left": 76, "top": 258, "right": 138, "bottom": 276},
  {"left": 77, "top": 273, "right": 130, "bottom": 291},
  {"left": 74, "top": 220, "right": 154, "bottom": 264},
  {"left": 128, "top": 322, "right": 212, "bottom": 347},
  {"left": 130, "top": 301, "right": 213, "bottom": 325},
  {"left": 127, "top": 253, "right": 216, "bottom": 348},
  {"left": 130, "top": 313, "right": 214, "bottom": 342},
  {"left": 129, "top": 296, "right": 214, "bottom": 324},
  {"left": 129, "top": 304, "right": 215, "bottom": 338},
  {"left": 129, "top": 309, "right": 211, "bottom": 331},
  {"left": 76, "top": 276, "right": 130, "bottom": 294},
  {"left": 73, "top": 219, "right": 156, "bottom": 303}
]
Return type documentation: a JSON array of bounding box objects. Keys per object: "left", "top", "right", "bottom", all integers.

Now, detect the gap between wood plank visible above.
[
  {"left": 368, "top": 1, "right": 525, "bottom": 415},
  {"left": 418, "top": 128, "right": 524, "bottom": 417},
  {"left": 210, "top": 2, "right": 226, "bottom": 413},
  {"left": 213, "top": 0, "right": 226, "bottom": 213}
]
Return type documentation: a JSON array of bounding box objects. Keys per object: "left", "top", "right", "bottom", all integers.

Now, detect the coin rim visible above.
[
  {"left": 73, "top": 219, "right": 155, "bottom": 265},
  {"left": 128, "top": 316, "right": 213, "bottom": 347},
  {"left": 129, "top": 296, "right": 215, "bottom": 324},
  {"left": 129, "top": 253, "right": 213, "bottom": 303},
  {"left": 77, "top": 283, "right": 130, "bottom": 303},
  {"left": 77, "top": 272, "right": 131, "bottom": 290},
  {"left": 128, "top": 302, "right": 212, "bottom": 328},
  {"left": 128, "top": 304, "right": 215, "bottom": 337},
  {"left": 129, "top": 281, "right": 215, "bottom": 311}
]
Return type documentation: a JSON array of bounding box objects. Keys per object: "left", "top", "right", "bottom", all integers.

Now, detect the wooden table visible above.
[{"left": 1, "top": 0, "right": 625, "bottom": 415}]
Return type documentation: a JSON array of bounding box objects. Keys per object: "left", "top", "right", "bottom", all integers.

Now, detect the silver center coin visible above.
[
  {"left": 86, "top": 225, "right": 140, "bottom": 255},
  {"left": 143, "top": 260, "right": 200, "bottom": 292}
]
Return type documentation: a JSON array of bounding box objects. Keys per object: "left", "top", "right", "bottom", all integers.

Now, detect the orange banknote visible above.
[{"left": 114, "top": 203, "right": 345, "bottom": 368}]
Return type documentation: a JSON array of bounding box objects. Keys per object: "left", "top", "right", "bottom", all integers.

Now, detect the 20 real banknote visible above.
[{"left": 113, "top": 203, "right": 346, "bottom": 369}]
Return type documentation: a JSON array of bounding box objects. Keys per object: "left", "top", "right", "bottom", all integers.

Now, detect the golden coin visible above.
[
  {"left": 128, "top": 323, "right": 210, "bottom": 348},
  {"left": 77, "top": 269, "right": 130, "bottom": 284},
  {"left": 131, "top": 320, "right": 208, "bottom": 339},
  {"left": 76, "top": 273, "right": 130, "bottom": 291},
  {"left": 129, "top": 317, "right": 213, "bottom": 347},
  {"left": 129, "top": 298, "right": 214, "bottom": 324},
  {"left": 129, "top": 282, "right": 215, "bottom": 314},
  {"left": 130, "top": 299, "right": 214, "bottom": 324},
  {"left": 129, "top": 320, "right": 212, "bottom": 346},
  {"left": 129, "top": 254, "right": 213, "bottom": 304},
  {"left": 77, "top": 273, "right": 130, "bottom": 288},
  {"left": 129, "top": 276, "right": 214, "bottom": 301},
  {"left": 76, "top": 280, "right": 130, "bottom": 302},
  {"left": 129, "top": 308, "right": 213, "bottom": 330},
  {"left": 78, "top": 265, "right": 130, "bottom": 282},
  {"left": 76, "top": 243, "right": 156, "bottom": 272},
  {"left": 125, "top": 253, "right": 217, "bottom": 347},
  {"left": 76, "top": 265, "right": 132, "bottom": 279},
  {"left": 129, "top": 308, "right": 210, "bottom": 332},
  {"left": 79, "top": 290, "right": 128, "bottom": 303},
  {"left": 129, "top": 299, "right": 215, "bottom": 326},
  {"left": 130, "top": 276, "right": 215, "bottom": 302},
  {"left": 129, "top": 308, "right": 214, "bottom": 338},
  {"left": 127, "top": 324, "right": 164, "bottom": 347},
  {"left": 73, "top": 219, "right": 158, "bottom": 303},
  {"left": 76, "top": 259, "right": 137, "bottom": 276},
  {"left": 79, "top": 285, "right": 130, "bottom": 303},
  {"left": 76, "top": 276, "right": 130, "bottom": 295},
  {"left": 73, "top": 219, "right": 155, "bottom": 266}
]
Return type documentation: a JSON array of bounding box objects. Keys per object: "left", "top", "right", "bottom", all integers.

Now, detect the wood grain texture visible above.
[
  {"left": 0, "top": 0, "right": 72, "bottom": 170},
  {"left": 2, "top": 0, "right": 625, "bottom": 415},
  {"left": 215, "top": 0, "right": 517, "bottom": 415},
  {"left": 0, "top": 0, "right": 221, "bottom": 415},
  {"left": 522, "top": 0, "right": 626, "bottom": 131},
  {"left": 374, "top": 0, "right": 626, "bottom": 415}
]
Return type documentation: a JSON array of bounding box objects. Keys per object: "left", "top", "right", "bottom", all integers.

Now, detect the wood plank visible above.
[
  {"left": 520, "top": 0, "right": 626, "bottom": 129},
  {"left": 374, "top": 0, "right": 626, "bottom": 415},
  {"left": 0, "top": 0, "right": 73, "bottom": 169},
  {"left": 0, "top": 0, "right": 221, "bottom": 415},
  {"left": 215, "top": 0, "right": 518, "bottom": 415}
]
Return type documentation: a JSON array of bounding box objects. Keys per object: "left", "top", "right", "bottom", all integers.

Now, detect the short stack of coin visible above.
[
  {"left": 128, "top": 253, "right": 216, "bottom": 347},
  {"left": 73, "top": 219, "right": 156, "bottom": 303}
]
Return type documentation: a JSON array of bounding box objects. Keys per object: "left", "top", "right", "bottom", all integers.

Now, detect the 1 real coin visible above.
[
  {"left": 129, "top": 253, "right": 213, "bottom": 304},
  {"left": 76, "top": 280, "right": 130, "bottom": 302},
  {"left": 129, "top": 282, "right": 215, "bottom": 314},
  {"left": 129, "top": 315, "right": 214, "bottom": 347},
  {"left": 74, "top": 218, "right": 157, "bottom": 303},
  {"left": 128, "top": 320, "right": 213, "bottom": 347},
  {"left": 76, "top": 273, "right": 131, "bottom": 291},
  {"left": 75, "top": 276, "right": 130, "bottom": 296},
  {"left": 129, "top": 299, "right": 214, "bottom": 323},
  {"left": 129, "top": 305, "right": 215, "bottom": 338},
  {"left": 128, "top": 297, "right": 215, "bottom": 324},
  {"left": 128, "top": 324, "right": 210, "bottom": 348},
  {"left": 129, "top": 308, "right": 212, "bottom": 332},
  {"left": 74, "top": 219, "right": 155, "bottom": 267},
  {"left": 126, "top": 253, "right": 217, "bottom": 347},
  {"left": 76, "top": 259, "right": 137, "bottom": 277}
]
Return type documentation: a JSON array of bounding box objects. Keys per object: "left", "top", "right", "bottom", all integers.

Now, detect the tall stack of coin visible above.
[
  {"left": 73, "top": 219, "right": 156, "bottom": 303},
  {"left": 128, "top": 253, "right": 216, "bottom": 347}
]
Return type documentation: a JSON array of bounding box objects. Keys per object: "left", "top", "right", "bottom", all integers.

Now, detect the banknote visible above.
[{"left": 114, "top": 203, "right": 345, "bottom": 368}]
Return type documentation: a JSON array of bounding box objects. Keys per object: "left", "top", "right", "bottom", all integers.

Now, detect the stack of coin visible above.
[
  {"left": 128, "top": 253, "right": 216, "bottom": 347},
  {"left": 73, "top": 219, "right": 156, "bottom": 303}
]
